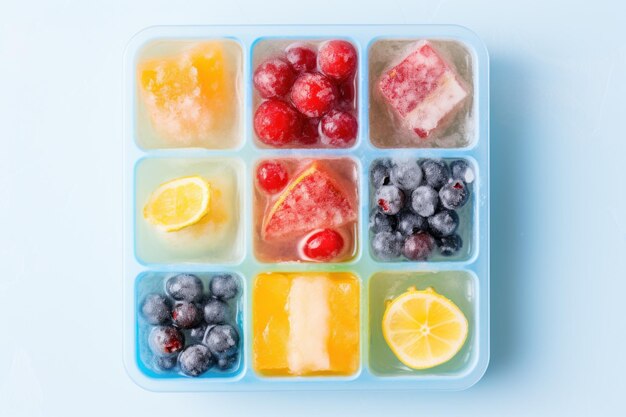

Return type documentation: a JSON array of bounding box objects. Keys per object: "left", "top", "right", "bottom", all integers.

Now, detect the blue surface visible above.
[{"left": 1, "top": 0, "right": 625, "bottom": 416}]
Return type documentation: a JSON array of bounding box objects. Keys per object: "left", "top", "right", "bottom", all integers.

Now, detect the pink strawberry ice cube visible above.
[{"left": 378, "top": 41, "right": 468, "bottom": 139}]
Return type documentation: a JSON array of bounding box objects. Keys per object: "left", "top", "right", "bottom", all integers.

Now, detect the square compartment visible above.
[
  {"left": 253, "top": 157, "right": 360, "bottom": 263},
  {"left": 134, "top": 157, "right": 244, "bottom": 264},
  {"left": 368, "top": 270, "right": 478, "bottom": 377},
  {"left": 135, "top": 39, "right": 243, "bottom": 150},
  {"left": 252, "top": 272, "right": 361, "bottom": 377},
  {"left": 252, "top": 38, "right": 359, "bottom": 149},
  {"left": 368, "top": 157, "right": 476, "bottom": 262},
  {"left": 135, "top": 271, "right": 245, "bottom": 379},
  {"left": 368, "top": 39, "right": 476, "bottom": 148}
]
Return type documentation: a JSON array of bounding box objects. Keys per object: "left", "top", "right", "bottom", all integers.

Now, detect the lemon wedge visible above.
[
  {"left": 382, "top": 287, "right": 468, "bottom": 370},
  {"left": 143, "top": 176, "right": 211, "bottom": 232}
]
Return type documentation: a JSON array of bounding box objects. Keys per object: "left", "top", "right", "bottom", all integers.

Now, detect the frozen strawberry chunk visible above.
[{"left": 378, "top": 41, "right": 467, "bottom": 139}]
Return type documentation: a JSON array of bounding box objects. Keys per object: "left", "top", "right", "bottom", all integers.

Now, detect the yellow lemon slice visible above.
[
  {"left": 382, "top": 287, "right": 468, "bottom": 370},
  {"left": 143, "top": 176, "right": 211, "bottom": 232}
]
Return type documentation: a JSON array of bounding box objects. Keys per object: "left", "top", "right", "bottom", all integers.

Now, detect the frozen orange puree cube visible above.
[
  {"left": 252, "top": 273, "right": 360, "bottom": 376},
  {"left": 138, "top": 42, "right": 237, "bottom": 147}
]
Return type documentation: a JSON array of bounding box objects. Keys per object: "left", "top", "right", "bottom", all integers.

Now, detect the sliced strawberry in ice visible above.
[
  {"left": 262, "top": 163, "right": 356, "bottom": 240},
  {"left": 378, "top": 41, "right": 468, "bottom": 139}
]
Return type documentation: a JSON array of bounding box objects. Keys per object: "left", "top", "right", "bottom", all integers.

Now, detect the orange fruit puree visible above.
[
  {"left": 252, "top": 273, "right": 360, "bottom": 376},
  {"left": 138, "top": 42, "right": 234, "bottom": 146}
]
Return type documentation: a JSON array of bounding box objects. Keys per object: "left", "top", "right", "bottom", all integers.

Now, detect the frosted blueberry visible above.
[
  {"left": 439, "top": 180, "right": 469, "bottom": 210},
  {"left": 370, "top": 159, "right": 392, "bottom": 188},
  {"left": 390, "top": 159, "right": 423, "bottom": 190},
  {"left": 421, "top": 159, "right": 450, "bottom": 190},
  {"left": 178, "top": 344, "right": 214, "bottom": 377},
  {"left": 203, "top": 298, "right": 230, "bottom": 325},
  {"left": 428, "top": 209, "right": 459, "bottom": 237},
  {"left": 437, "top": 234, "right": 463, "bottom": 257},
  {"left": 450, "top": 160, "right": 475, "bottom": 184},
  {"left": 371, "top": 231, "right": 403, "bottom": 261},
  {"left": 370, "top": 211, "right": 398, "bottom": 234},
  {"left": 397, "top": 211, "right": 429, "bottom": 236},
  {"left": 411, "top": 186, "right": 439, "bottom": 217},
  {"left": 402, "top": 232, "right": 435, "bottom": 261},
  {"left": 141, "top": 294, "right": 171, "bottom": 325},
  {"left": 166, "top": 274, "right": 204, "bottom": 303},
  {"left": 210, "top": 274, "right": 239, "bottom": 300},
  {"left": 375, "top": 185, "right": 405, "bottom": 215}
]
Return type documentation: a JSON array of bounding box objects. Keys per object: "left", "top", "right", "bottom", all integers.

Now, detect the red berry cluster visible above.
[{"left": 253, "top": 40, "right": 358, "bottom": 148}]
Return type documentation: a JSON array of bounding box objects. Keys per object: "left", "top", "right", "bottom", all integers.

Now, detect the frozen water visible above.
[
  {"left": 135, "top": 39, "right": 243, "bottom": 150},
  {"left": 135, "top": 157, "right": 244, "bottom": 264}
]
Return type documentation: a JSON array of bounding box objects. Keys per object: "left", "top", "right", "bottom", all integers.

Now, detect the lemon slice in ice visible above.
[
  {"left": 144, "top": 176, "right": 211, "bottom": 232},
  {"left": 382, "top": 287, "right": 468, "bottom": 370}
]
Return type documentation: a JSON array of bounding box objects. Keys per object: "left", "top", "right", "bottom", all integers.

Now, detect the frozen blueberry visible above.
[
  {"left": 178, "top": 344, "right": 214, "bottom": 377},
  {"left": 209, "top": 274, "right": 239, "bottom": 300},
  {"left": 411, "top": 186, "right": 439, "bottom": 217},
  {"left": 371, "top": 231, "right": 403, "bottom": 261},
  {"left": 375, "top": 185, "right": 405, "bottom": 215},
  {"left": 369, "top": 211, "right": 398, "bottom": 234},
  {"left": 141, "top": 294, "right": 171, "bottom": 325},
  {"left": 390, "top": 159, "right": 423, "bottom": 190},
  {"left": 165, "top": 274, "right": 204, "bottom": 303},
  {"left": 450, "top": 160, "right": 475, "bottom": 184},
  {"left": 189, "top": 324, "right": 209, "bottom": 343},
  {"left": 203, "top": 298, "right": 230, "bottom": 324},
  {"left": 397, "top": 211, "right": 429, "bottom": 236},
  {"left": 148, "top": 326, "right": 184, "bottom": 357},
  {"left": 428, "top": 209, "right": 459, "bottom": 237},
  {"left": 421, "top": 159, "right": 450, "bottom": 190},
  {"left": 203, "top": 324, "right": 240, "bottom": 360},
  {"left": 171, "top": 301, "right": 202, "bottom": 329},
  {"left": 154, "top": 355, "right": 177, "bottom": 371},
  {"left": 439, "top": 180, "right": 470, "bottom": 210},
  {"left": 402, "top": 232, "right": 435, "bottom": 261},
  {"left": 217, "top": 354, "right": 238, "bottom": 370},
  {"left": 437, "top": 234, "right": 463, "bottom": 257},
  {"left": 370, "top": 159, "right": 392, "bottom": 188}
]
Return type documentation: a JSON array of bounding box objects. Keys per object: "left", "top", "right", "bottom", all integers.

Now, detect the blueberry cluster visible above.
[
  {"left": 370, "top": 158, "right": 473, "bottom": 261},
  {"left": 140, "top": 273, "right": 241, "bottom": 377}
]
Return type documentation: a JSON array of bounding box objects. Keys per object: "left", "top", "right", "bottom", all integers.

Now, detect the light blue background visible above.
[{"left": 1, "top": 0, "right": 624, "bottom": 416}]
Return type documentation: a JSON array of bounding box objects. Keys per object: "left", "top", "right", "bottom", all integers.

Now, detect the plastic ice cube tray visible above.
[{"left": 123, "top": 24, "right": 489, "bottom": 391}]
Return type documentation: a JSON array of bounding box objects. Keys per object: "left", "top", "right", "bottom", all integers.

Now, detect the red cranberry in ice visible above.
[
  {"left": 253, "top": 58, "right": 295, "bottom": 98},
  {"left": 285, "top": 43, "right": 317, "bottom": 73},
  {"left": 299, "top": 117, "right": 321, "bottom": 145},
  {"left": 257, "top": 161, "right": 289, "bottom": 193},
  {"left": 337, "top": 80, "right": 356, "bottom": 110},
  {"left": 254, "top": 99, "right": 302, "bottom": 146},
  {"left": 318, "top": 40, "right": 357, "bottom": 81},
  {"left": 303, "top": 229, "right": 345, "bottom": 261},
  {"left": 320, "top": 110, "right": 358, "bottom": 147},
  {"left": 290, "top": 72, "right": 337, "bottom": 118}
]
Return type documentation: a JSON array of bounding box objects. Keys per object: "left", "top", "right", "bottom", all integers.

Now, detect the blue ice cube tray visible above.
[{"left": 124, "top": 24, "right": 489, "bottom": 391}]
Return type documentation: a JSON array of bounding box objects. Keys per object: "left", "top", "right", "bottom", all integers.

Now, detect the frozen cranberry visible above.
[
  {"left": 290, "top": 73, "right": 337, "bottom": 118},
  {"left": 302, "top": 229, "right": 345, "bottom": 261},
  {"left": 254, "top": 99, "right": 302, "bottom": 146},
  {"left": 257, "top": 161, "right": 289, "bottom": 193},
  {"left": 337, "top": 80, "right": 356, "bottom": 110},
  {"left": 285, "top": 43, "right": 317, "bottom": 73},
  {"left": 253, "top": 58, "right": 295, "bottom": 98},
  {"left": 148, "top": 326, "right": 184, "bottom": 357},
  {"left": 320, "top": 110, "right": 358, "bottom": 147},
  {"left": 299, "top": 117, "right": 320, "bottom": 145},
  {"left": 318, "top": 40, "right": 357, "bottom": 80}
]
